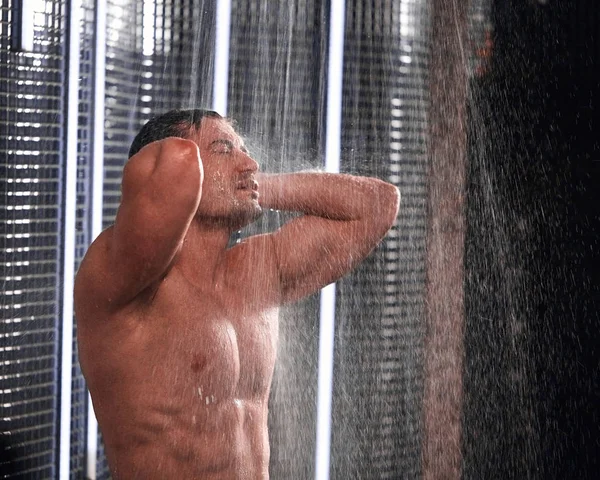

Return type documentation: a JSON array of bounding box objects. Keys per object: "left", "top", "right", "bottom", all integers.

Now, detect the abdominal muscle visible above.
[
  {"left": 81, "top": 285, "right": 278, "bottom": 480},
  {"left": 89, "top": 328, "right": 273, "bottom": 480},
  {"left": 102, "top": 395, "right": 270, "bottom": 480}
]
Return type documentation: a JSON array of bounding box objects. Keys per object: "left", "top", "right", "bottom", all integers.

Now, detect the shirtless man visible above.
[{"left": 74, "top": 109, "right": 400, "bottom": 479}]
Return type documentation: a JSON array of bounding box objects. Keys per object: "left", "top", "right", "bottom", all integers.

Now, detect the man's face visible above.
[{"left": 191, "top": 117, "right": 262, "bottom": 229}]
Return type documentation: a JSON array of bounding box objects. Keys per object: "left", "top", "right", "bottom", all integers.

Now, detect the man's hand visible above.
[{"left": 255, "top": 172, "right": 278, "bottom": 211}]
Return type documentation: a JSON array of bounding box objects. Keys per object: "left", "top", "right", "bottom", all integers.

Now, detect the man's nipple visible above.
[{"left": 190, "top": 353, "right": 207, "bottom": 373}]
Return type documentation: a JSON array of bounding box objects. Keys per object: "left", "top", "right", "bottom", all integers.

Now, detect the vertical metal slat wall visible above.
[
  {"left": 101, "top": 0, "right": 144, "bottom": 230},
  {"left": 150, "top": 0, "right": 215, "bottom": 111},
  {"left": 1, "top": 0, "right": 64, "bottom": 477},
  {"left": 331, "top": 0, "right": 430, "bottom": 478}
]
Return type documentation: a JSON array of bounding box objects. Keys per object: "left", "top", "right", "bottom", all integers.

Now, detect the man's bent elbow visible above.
[
  {"left": 158, "top": 137, "right": 202, "bottom": 175},
  {"left": 157, "top": 137, "right": 203, "bottom": 201}
]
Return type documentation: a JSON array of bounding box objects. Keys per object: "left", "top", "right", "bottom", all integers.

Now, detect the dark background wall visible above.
[{"left": 464, "top": 1, "right": 600, "bottom": 478}]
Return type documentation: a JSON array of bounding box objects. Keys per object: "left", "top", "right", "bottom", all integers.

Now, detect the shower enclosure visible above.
[{"left": 1, "top": 0, "right": 598, "bottom": 479}]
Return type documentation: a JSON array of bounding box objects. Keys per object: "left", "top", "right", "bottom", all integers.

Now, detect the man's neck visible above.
[{"left": 177, "top": 221, "right": 233, "bottom": 286}]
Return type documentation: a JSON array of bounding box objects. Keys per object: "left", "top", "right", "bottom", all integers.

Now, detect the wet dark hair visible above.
[{"left": 128, "top": 108, "right": 223, "bottom": 158}]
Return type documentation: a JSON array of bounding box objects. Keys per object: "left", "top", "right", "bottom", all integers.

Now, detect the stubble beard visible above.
[
  {"left": 196, "top": 200, "right": 263, "bottom": 231},
  {"left": 228, "top": 200, "right": 263, "bottom": 230}
]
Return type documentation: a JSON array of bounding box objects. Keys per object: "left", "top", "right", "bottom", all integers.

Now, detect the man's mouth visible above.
[{"left": 236, "top": 179, "right": 259, "bottom": 191}]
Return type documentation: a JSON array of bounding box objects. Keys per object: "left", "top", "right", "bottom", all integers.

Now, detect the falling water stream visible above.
[{"left": 0, "top": 0, "right": 598, "bottom": 479}]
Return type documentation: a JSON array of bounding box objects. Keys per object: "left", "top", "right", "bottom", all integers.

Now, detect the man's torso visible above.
[{"left": 75, "top": 229, "right": 280, "bottom": 479}]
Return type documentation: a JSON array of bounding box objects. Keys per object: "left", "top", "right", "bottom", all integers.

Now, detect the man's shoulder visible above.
[
  {"left": 77, "top": 227, "right": 114, "bottom": 280},
  {"left": 74, "top": 226, "right": 116, "bottom": 313}
]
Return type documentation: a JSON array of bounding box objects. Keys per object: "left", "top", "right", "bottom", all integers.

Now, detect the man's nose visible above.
[{"left": 238, "top": 151, "right": 259, "bottom": 172}]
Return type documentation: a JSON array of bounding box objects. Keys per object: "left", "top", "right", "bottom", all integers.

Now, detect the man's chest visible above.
[{"left": 151, "top": 274, "right": 280, "bottom": 400}]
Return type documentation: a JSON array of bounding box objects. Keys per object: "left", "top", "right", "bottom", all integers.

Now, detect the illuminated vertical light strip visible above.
[
  {"left": 213, "top": 0, "right": 232, "bottom": 115},
  {"left": 13, "top": 0, "right": 35, "bottom": 51},
  {"left": 84, "top": 1, "right": 107, "bottom": 478},
  {"left": 142, "top": 0, "right": 156, "bottom": 56},
  {"left": 59, "top": 0, "right": 82, "bottom": 478},
  {"left": 316, "top": 1, "right": 345, "bottom": 479},
  {"left": 22, "top": 0, "right": 36, "bottom": 50}
]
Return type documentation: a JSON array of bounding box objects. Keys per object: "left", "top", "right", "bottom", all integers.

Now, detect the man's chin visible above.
[
  {"left": 229, "top": 204, "right": 263, "bottom": 230},
  {"left": 195, "top": 202, "right": 263, "bottom": 231}
]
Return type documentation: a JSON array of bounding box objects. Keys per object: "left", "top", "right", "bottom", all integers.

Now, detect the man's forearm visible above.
[{"left": 257, "top": 172, "right": 399, "bottom": 222}]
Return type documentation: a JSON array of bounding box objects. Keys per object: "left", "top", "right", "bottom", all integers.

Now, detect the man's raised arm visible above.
[
  {"left": 260, "top": 172, "right": 400, "bottom": 303},
  {"left": 77, "top": 138, "right": 203, "bottom": 311}
]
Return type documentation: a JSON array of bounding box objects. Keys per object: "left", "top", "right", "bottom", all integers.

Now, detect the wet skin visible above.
[
  {"left": 75, "top": 117, "right": 400, "bottom": 479},
  {"left": 76, "top": 232, "right": 279, "bottom": 479}
]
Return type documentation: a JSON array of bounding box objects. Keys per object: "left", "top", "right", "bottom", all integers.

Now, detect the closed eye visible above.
[{"left": 210, "top": 139, "right": 234, "bottom": 154}]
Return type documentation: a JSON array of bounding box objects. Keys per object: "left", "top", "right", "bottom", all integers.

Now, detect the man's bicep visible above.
[
  {"left": 112, "top": 188, "right": 183, "bottom": 264},
  {"left": 271, "top": 215, "right": 374, "bottom": 303}
]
